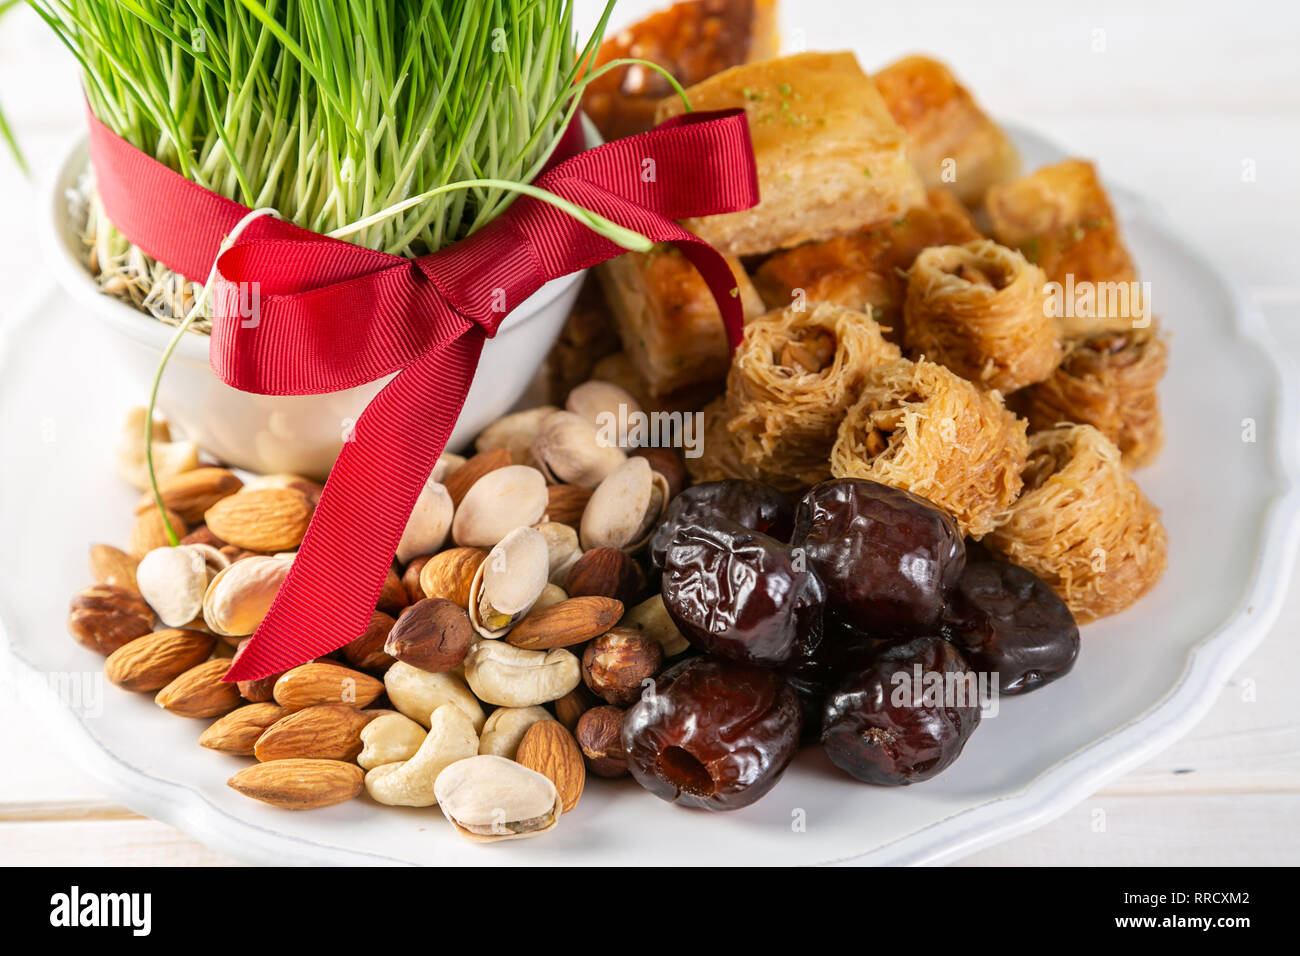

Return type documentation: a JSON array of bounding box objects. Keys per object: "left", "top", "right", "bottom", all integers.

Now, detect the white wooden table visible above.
[{"left": 1, "top": 1, "right": 1296, "bottom": 865}]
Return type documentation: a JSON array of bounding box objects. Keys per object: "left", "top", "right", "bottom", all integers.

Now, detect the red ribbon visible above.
[{"left": 86, "top": 107, "right": 760, "bottom": 681}]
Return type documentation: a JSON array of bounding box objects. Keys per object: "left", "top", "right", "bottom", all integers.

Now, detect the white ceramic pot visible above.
[{"left": 39, "top": 138, "right": 583, "bottom": 479}]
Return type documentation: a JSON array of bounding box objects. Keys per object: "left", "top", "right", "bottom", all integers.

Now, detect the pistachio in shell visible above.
[
  {"left": 468, "top": 526, "right": 549, "bottom": 638},
  {"left": 529, "top": 411, "right": 626, "bottom": 489},
  {"left": 433, "top": 754, "right": 562, "bottom": 842},
  {"left": 451, "top": 465, "right": 548, "bottom": 548},
  {"left": 579, "top": 456, "right": 670, "bottom": 552}
]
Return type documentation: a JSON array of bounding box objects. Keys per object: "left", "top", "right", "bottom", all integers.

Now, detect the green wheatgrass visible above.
[{"left": 21, "top": 0, "right": 691, "bottom": 540}]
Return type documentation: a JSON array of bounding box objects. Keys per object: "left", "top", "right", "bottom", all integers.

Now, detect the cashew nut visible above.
[
  {"left": 136, "top": 544, "right": 229, "bottom": 627},
  {"left": 358, "top": 711, "right": 428, "bottom": 770},
  {"left": 464, "top": 641, "right": 581, "bottom": 707},
  {"left": 115, "top": 407, "right": 199, "bottom": 491},
  {"left": 364, "top": 704, "right": 479, "bottom": 807},
  {"left": 384, "top": 660, "right": 485, "bottom": 732}
]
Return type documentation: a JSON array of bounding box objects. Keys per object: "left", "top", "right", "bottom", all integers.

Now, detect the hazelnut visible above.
[
  {"left": 67, "top": 585, "right": 154, "bottom": 655},
  {"left": 575, "top": 705, "right": 629, "bottom": 778},
  {"left": 341, "top": 611, "right": 396, "bottom": 672},
  {"left": 553, "top": 684, "right": 600, "bottom": 732},
  {"left": 385, "top": 598, "right": 475, "bottom": 673},
  {"left": 566, "top": 547, "right": 643, "bottom": 606},
  {"left": 581, "top": 628, "right": 663, "bottom": 706}
]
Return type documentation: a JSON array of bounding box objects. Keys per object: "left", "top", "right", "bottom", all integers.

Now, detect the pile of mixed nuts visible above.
[
  {"left": 71, "top": 375, "right": 1082, "bottom": 843},
  {"left": 68, "top": 381, "right": 694, "bottom": 843}
]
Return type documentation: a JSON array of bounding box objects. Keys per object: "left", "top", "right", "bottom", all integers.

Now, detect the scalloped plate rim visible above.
[{"left": 2, "top": 123, "right": 1297, "bottom": 867}]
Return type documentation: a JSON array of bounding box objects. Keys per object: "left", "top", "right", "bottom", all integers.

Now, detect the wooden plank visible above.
[
  {"left": 954, "top": 793, "right": 1300, "bottom": 866},
  {"left": 0, "top": 819, "right": 241, "bottom": 866}
]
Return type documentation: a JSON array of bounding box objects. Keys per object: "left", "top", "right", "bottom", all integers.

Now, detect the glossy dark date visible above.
[
  {"left": 649, "top": 480, "right": 794, "bottom": 569},
  {"left": 661, "top": 518, "right": 825, "bottom": 666},
  {"left": 821, "top": 636, "right": 981, "bottom": 785},
  {"left": 941, "top": 559, "right": 1079, "bottom": 694},
  {"left": 783, "top": 618, "right": 878, "bottom": 741},
  {"left": 622, "top": 657, "right": 802, "bottom": 810},
  {"left": 792, "top": 479, "right": 965, "bottom": 635}
]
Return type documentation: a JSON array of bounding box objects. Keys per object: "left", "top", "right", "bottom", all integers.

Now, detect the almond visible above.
[
  {"left": 128, "top": 507, "right": 188, "bottom": 557},
  {"left": 565, "top": 547, "right": 643, "bottom": 605},
  {"left": 376, "top": 565, "right": 409, "bottom": 617},
  {"left": 442, "top": 448, "right": 511, "bottom": 508},
  {"left": 68, "top": 585, "right": 154, "bottom": 655},
  {"left": 401, "top": 555, "right": 433, "bottom": 604},
  {"left": 227, "top": 758, "right": 364, "bottom": 809},
  {"left": 104, "top": 628, "right": 216, "bottom": 692},
  {"left": 230, "top": 637, "right": 282, "bottom": 702},
  {"left": 544, "top": 484, "right": 592, "bottom": 527},
  {"left": 204, "top": 488, "right": 313, "bottom": 552},
  {"left": 180, "top": 525, "right": 228, "bottom": 549},
  {"left": 155, "top": 658, "right": 242, "bottom": 717},
  {"left": 516, "top": 719, "right": 585, "bottom": 813},
  {"left": 418, "top": 547, "right": 487, "bottom": 607},
  {"left": 134, "top": 467, "right": 243, "bottom": 524},
  {"left": 272, "top": 661, "right": 384, "bottom": 712},
  {"left": 89, "top": 544, "right": 141, "bottom": 593},
  {"left": 199, "top": 702, "right": 285, "bottom": 755},
  {"left": 241, "top": 473, "right": 324, "bottom": 506},
  {"left": 254, "top": 703, "right": 371, "bottom": 761},
  {"left": 507, "top": 596, "right": 623, "bottom": 650},
  {"left": 554, "top": 684, "right": 600, "bottom": 733}
]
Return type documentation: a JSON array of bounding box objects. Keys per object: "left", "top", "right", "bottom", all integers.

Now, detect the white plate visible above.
[{"left": 2, "top": 127, "right": 1298, "bottom": 866}]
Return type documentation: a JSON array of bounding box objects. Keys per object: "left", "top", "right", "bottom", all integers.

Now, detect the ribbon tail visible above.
[{"left": 224, "top": 328, "right": 486, "bottom": 682}]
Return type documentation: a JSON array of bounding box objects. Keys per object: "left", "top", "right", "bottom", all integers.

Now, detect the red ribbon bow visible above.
[{"left": 87, "top": 106, "right": 760, "bottom": 681}]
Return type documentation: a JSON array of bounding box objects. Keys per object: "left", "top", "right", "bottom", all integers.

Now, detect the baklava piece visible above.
[
  {"left": 986, "top": 159, "right": 1145, "bottom": 338},
  {"left": 656, "top": 51, "right": 926, "bottom": 256},
  {"left": 874, "top": 55, "right": 1020, "bottom": 206},
  {"left": 596, "top": 245, "right": 766, "bottom": 397}
]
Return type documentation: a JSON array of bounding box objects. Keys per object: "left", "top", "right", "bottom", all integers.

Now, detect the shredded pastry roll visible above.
[
  {"left": 751, "top": 189, "right": 981, "bottom": 340},
  {"left": 687, "top": 397, "right": 759, "bottom": 484},
  {"left": 726, "top": 303, "right": 901, "bottom": 491},
  {"left": 1011, "top": 326, "right": 1168, "bottom": 469},
  {"left": 903, "top": 239, "right": 1060, "bottom": 393},
  {"left": 985, "top": 425, "right": 1167, "bottom": 620},
  {"left": 830, "top": 357, "right": 1028, "bottom": 537}
]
